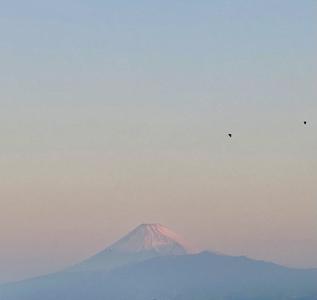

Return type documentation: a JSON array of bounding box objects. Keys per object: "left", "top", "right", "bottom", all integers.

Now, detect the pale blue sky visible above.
[{"left": 0, "top": 0, "right": 316, "bottom": 283}]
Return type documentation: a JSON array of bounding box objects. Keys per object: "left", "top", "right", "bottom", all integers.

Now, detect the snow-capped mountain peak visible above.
[
  {"left": 68, "top": 224, "right": 196, "bottom": 272},
  {"left": 109, "top": 223, "right": 194, "bottom": 255}
]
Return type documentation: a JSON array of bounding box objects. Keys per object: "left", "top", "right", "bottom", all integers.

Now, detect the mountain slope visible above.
[{"left": 1, "top": 252, "right": 317, "bottom": 300}]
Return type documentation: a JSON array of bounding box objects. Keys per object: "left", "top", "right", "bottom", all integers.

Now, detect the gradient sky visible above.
[{"left": 0, "top": 0, "right": 316, "bottom": 283}]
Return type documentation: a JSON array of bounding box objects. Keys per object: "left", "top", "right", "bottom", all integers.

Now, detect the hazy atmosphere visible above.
[{"left": 0, "top": 0, "right": 316, "bottom": 284}]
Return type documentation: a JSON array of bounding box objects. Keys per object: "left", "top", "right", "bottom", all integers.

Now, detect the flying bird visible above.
[
  {"left": 228, "top": 133, "right": 232, "bottom": 138},
  {"left": 304, "top": 121, "right": 307, "bottom": 125}
]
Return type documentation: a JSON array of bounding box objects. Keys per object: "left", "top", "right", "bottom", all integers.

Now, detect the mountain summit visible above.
[
  {"left": 109, "top": 223, "right": 194, "bottom": 255},
  {"left": 68, "top": 223, "right": 194, "bottom": 272}
]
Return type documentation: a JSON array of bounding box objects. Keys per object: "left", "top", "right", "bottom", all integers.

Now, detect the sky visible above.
[{"left": 0, "top": 0, "right": 316, "bottom": 283}]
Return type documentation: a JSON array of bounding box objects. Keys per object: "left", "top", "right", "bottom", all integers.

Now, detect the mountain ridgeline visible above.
[{"left": 1, "top": 224, "right": 316, "bottom": 300}]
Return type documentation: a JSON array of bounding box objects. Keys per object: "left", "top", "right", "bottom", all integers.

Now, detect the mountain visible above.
[
  {"left": 67, "top": 223, "right": 194, "bottom": 272},
  {"left": 1, "top": 224, "right": 317, "bottom": 300},
  {"left": 1, "top": 252, "right": 317, "bottom": 300}
]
